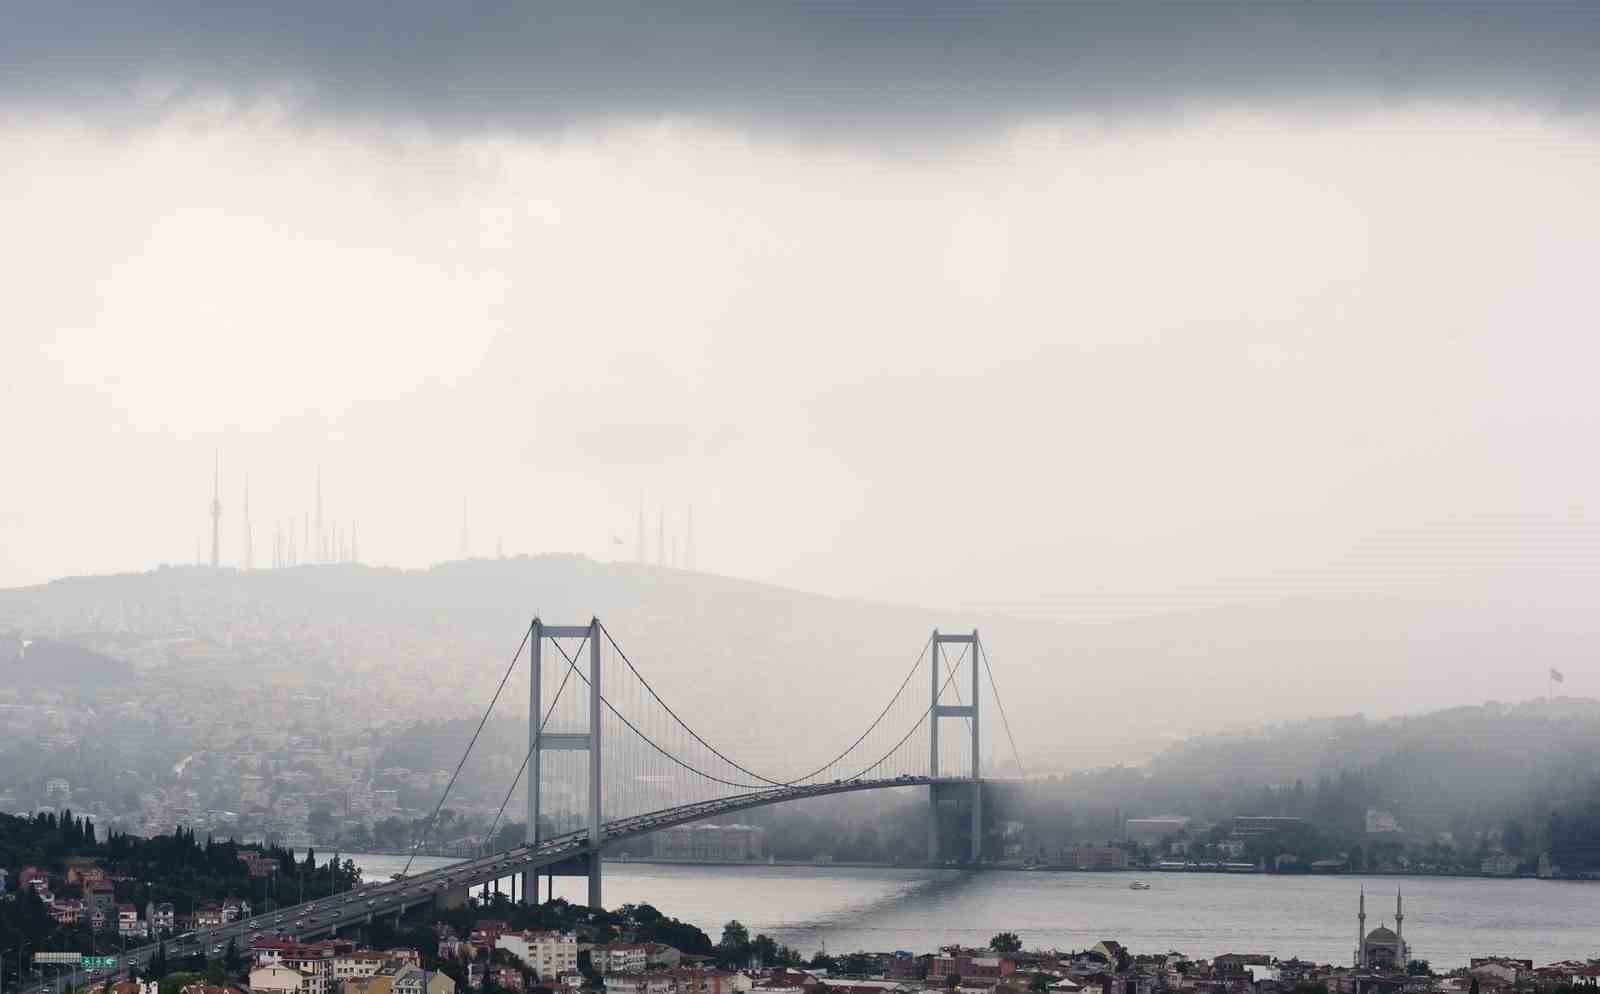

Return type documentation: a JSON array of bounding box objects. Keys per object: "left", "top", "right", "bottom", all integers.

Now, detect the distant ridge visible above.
[{"left": 3, "top": 555, "right": 1599, "bottom": 771}]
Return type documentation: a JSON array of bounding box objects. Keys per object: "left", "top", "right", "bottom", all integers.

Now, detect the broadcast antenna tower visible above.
[
  {"left": 316, "top": 468, "right": 324, "bottom": 563},
  {"left": 243, "top": 474, "right": 253, "bottom": 570},
  {"left": 209, "top": 452, "right": 222, "bottom": 568}
]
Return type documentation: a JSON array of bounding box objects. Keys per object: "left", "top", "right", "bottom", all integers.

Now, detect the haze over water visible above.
[{"left": 351, "top": 856, "right": 1600, "bottom": 968}]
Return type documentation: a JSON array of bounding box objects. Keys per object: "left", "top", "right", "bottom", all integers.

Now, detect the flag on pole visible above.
[{"left": 1550, "top": 668, "right": 1565, "bottom": 683}]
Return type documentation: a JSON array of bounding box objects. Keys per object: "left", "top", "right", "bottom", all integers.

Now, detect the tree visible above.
[
  {"left": 989, "top": 933, "right": 1022, "bottom": 954},
  {"left": 1407, "top": 961, "right": 1431, "bottom": 977},
  {"left": 1030, "top": 975, "right": 1051, "bottom": 993},
  {"left": 1470, "top": 978, "right": 1480, "bottom": 994},
  {"left": 719, "top": 921, "right": 750, "bottom": 948},
  {"left": 225, "top": 938, "right": 242, "bottom": 975}
]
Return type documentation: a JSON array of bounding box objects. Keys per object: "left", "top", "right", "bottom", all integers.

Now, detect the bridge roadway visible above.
[{"left": 19, "top": 774, "right": 1001, "bottom": 994}]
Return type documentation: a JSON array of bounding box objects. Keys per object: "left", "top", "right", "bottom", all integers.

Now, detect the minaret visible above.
[
  {"left": 1395, "top": 887, "right": 1404, "bottom": 965},
  {"left": 243, "top": 474, "right": 253, "bottom": 571},
  {"left": 1356, "top": 886, "right": 1366, "bottom": 967},
  {"left": 209, "top": 452, "right": 222, "bottom": 568}
]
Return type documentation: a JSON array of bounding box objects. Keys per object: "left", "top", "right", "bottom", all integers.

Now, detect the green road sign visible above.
[{"left": 83, "top": 957, "right": 118, "bottom": 969}]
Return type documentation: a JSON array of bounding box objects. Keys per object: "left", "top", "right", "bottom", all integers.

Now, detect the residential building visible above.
[
  {"left": 929, "top": 953, "right": 1017, "bottom": 983},
  {"left": 253, "top": 965, "right": 317, "bottom": 994},
  {"left": 148, "top": 901, "right": 177, "bottom": 935},
  {"left": 672, "top": 970, "right": 744, "bottom": 994},
  {"left": 590, "top": 944, "right": 650, "bottom": 976},
  {"left": 65, "top": 858, "right": 107, "bottom": 885},
  {"left": 604, "top": 974, "right": 674, "bottom": 994},
  {"left": 353, "top": 962, "right": 455, "bottom": 994},
  {"left": 332, "top": 954, "right": 389, "bottom": 984},
  {"left": 49, "top": 899, "right": 84, "bottom": 925},
  {"left": 646, "top": 945, "right": 682, "bottom": 970},
  {"left": 197, "top": 905, "right": 228, "bottom": 929},
  {"left": 253, "top": 937, "right": 353, "bottom": 994},
  {"left": 118, "top": 904, "right": 147, "bottom": 939},
  {"left": 498, "top": 931, "right": 579, "bottom": 978},
  {"left": 391, "top": 964, "right": 455, "bottom": 994}
]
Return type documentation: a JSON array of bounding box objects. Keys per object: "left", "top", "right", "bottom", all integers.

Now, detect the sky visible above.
[{"left": 3, "top": 3, "right": 1600, "bottom": 621}]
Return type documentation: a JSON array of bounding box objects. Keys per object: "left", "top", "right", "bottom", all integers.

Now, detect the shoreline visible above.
[{"left": 341, "top": 851, "right": 1581, "bottom": 882}]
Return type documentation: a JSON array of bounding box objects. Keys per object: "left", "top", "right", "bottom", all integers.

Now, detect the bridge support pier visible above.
[
  {"left": 527, "top": 618, "right": 605, "bottom": 909},
  {"left": 929, "top": 629, "right": 984, "bottom": 864}
]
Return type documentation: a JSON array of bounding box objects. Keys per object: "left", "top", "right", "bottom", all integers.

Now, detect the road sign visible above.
[
  {"left": 82, "top": 957, "right": 117, "bottom": 970},
  {"left": 35, "top": 953, "right": 82, "bottom": 965}
]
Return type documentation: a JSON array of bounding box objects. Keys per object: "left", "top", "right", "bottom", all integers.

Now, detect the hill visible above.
[{"left": 2, "top": 556, "right": 1598, "bottom": 773}]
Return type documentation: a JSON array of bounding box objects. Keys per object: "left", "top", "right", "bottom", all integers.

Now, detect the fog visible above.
[{"left": 5, "top": 3, "right": 1600, "bottom": 631}]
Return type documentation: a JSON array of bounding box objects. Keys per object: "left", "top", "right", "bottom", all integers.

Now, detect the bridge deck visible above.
[{"left": 36, "top": 774, "right": 1025, "bottom": 993}]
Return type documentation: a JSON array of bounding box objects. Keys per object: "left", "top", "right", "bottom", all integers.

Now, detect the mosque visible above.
[{"left": 1355, "top": 887, "right": 1410, "bottom": 970}]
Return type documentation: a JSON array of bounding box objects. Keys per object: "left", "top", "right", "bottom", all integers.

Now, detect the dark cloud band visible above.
[{"left": 3, "top": 2, "right": 1599, "bottom": 134}]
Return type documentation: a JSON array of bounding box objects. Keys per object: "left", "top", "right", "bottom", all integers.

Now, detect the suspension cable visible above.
[
  {"left": 548, "top": 635, "right": 772, "bottom": 789},
  {"left": 979, "top": 638, "right": 1026, "bottom": 779},
  {"left": 480, "top": 634, "right": 586, "bottom": 853},
  {"left": 402, "top": 624, "right": 531, "bottom": 877},
  {"left": 601, "top": 623, "right": 932, "bottom": 786},
  {"left": 842, "top": 662, "right": 969, "bottom": 781}
]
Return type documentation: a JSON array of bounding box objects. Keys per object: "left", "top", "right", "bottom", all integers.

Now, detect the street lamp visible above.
[{"left": 2, "top": 940, "right": 31, "bottom": 994}]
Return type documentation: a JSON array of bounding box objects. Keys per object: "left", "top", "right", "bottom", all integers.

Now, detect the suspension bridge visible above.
[
  {"left": 417, "top": 618, "right": 1026, "bottom": 910},
  {"left": 21, "top": 621, "right": 1024, "bottom": 991}
]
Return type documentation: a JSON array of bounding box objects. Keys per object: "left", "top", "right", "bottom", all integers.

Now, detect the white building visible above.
[
  {"left": 497, "top": 932, "right": 579, "bottom": 979},
  {"left": 252, "top": 965, "right": 317, "bottom": 994},
  {"left": 604, "top": 974, "right": 673, "bottom": 994},
  {"left": 332, "top": 953, "right": 389, "bottom": 984},
  {"left": 589, "top": 944, "right": 649, "bottom": 976}
]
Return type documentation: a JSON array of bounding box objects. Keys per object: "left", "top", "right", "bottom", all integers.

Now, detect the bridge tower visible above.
[
  {"left": 928, "top": 629, "right": 982, "bottom": 864},
  {"left": 522, "top": 618, "right": 604, "bottom": 909}
]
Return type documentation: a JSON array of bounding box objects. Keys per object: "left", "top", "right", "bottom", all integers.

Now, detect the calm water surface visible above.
[{"left": 347, "top": 856, "right": 1599, "bottom": 968}]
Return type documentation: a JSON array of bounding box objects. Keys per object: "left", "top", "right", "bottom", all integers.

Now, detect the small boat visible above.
[{"left": 1129, "top": 881, "right": 1151, "bottom": 890}]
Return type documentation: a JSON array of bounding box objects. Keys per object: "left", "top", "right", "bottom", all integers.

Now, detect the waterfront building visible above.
[
  {"left": 1124, "top": 817, "right": 1190, "bottom": 846},
  {"left": 651, "top": 824, "right": 767, "bottom": 862},
  {"left": 1063, "top": 845, "right": 1130, "bottom": 870}
]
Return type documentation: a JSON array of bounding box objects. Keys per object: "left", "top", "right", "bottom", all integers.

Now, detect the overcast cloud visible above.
[{"left": 3, "top": 4, "right": 1599, "bottom": 628}]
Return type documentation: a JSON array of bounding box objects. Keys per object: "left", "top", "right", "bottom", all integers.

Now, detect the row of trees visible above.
[{"left": 1, "top": 811, "right": 363, "bottom": 989}]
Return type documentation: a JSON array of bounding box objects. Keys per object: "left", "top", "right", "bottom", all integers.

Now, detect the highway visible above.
[{"left": 12, "top": 775, "right": 943, "bottom": 994}]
